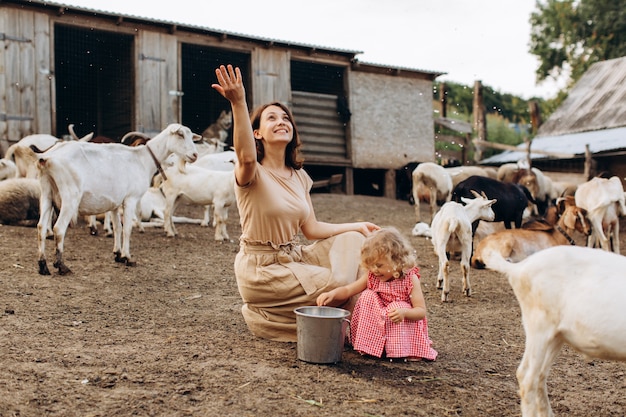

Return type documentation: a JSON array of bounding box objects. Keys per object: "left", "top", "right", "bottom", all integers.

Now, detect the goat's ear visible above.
[
  {"left": 488, "top": 199, "right": 497, "bottom": 206},
  {"left": 563, "top": 210, "right": 577, "bottom": 229},
  {"left": 169, "top": 124, "right": 183, "bottom": 135},
  {"left": 192, "top": 133, "right": 202, "bottom": 141}
]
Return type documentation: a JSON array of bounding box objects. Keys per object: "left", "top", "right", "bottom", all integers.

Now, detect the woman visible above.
[{"left": 211, "top": 64, "right": 379, "bottom": 342}]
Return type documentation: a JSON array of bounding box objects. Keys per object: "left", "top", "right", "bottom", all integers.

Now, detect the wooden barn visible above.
[
  {"left": 0, "top": 0, "right": 443, "bottom": 197},
  {"left": 480, "top": 56, "right": 626, "bottom": 187}
]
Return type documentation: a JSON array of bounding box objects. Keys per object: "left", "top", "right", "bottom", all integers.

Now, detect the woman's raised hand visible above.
[{"left": 211, "top": 64, "right": 245, "bottom": 104}]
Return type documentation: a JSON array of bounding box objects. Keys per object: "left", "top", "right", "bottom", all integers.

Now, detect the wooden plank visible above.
[
  {"left": 0, "top": 10, "right": 7, "bottom": 146},
  {"left": 312, "top": 173, "right": 343, "bottom": 190},
  {"left": 5, "top": 8, "right": 22, "bottom": 140},
  {"left": 16, "top": 9, "right": 35, "bottom": 137},
  {"left": 34, "top": 12, "right": 51, "bottom": 134}
]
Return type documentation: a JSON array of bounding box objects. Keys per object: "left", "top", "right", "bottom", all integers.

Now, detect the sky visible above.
[{"left": 58, "top": 0, "right": 565, "bottom": 100}]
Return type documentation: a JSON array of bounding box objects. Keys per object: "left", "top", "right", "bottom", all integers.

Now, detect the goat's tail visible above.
[{"left": 446, "top": 217, "right": 460, "bottom": 235}]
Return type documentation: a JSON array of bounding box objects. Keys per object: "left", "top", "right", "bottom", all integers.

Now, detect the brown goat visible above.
[{"left": 471, "top": 203, "right": 590, "bottom": 268}]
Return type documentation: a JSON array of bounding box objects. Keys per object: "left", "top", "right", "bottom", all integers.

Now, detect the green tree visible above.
[{"left": 529, "top": 0, "right": 626, "bottom": 90}]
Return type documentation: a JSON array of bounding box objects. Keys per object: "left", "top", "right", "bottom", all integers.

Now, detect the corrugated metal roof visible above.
[
  {"left": 27, "top": 0, "right": 364, "bottom": 56},
  {"left": 480, "top": 126, "right": 626, "bottom": 164},
  {"left": 538, "top": 56, "right": 626, "bottom": 136},
  {"left": 480, "top": 56, "right": 626, "bottom": 165},
  {"left": 354, "top": 60, "right": 446, "bottom": 77}
]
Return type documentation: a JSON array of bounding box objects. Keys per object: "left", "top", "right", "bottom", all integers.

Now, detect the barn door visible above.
[
  {"left": 251, "top": 48, "right": 290, "bottom": 108},
  {"left": 137, "top": 31, "right": 177, "bottom": 135}
]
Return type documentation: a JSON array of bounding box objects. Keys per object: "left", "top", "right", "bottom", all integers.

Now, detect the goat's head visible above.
[
  {"left": 165, "top": 124, "right": 199, "bottom": 164},
  {"left": 463, "top": 190, "right": 497, "bottom": 221},
  {"left": 561, "top": 205, "right": 591, "bottom": 236}
]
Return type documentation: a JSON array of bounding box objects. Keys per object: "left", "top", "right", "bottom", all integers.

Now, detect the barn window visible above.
[
  {"left": 54, "top": 24, "right": 133, "bottom": 141},
  {"left": 181, "top": 44, "right": 249, "bottom": 145}
]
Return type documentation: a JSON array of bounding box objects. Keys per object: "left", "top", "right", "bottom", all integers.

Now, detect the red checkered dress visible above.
[{"left": 350, "top": 266, "right": 437, "bottom": 360}]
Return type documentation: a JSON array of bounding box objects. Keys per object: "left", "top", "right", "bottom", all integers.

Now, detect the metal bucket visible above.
[{"left": 294, "top": 306, "right": 350, "bottom": 364}]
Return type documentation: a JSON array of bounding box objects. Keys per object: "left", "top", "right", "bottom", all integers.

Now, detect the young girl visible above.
[{"left": 317, "top": 227, "right": 437, "bottom": 361}]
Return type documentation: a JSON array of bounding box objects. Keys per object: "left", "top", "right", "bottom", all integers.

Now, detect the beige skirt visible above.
[{"left": 234, "top": 231, "right": 365, "bottom": 342}]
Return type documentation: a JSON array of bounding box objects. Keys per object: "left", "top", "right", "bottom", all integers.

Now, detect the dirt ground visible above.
[{"left": 1, "top": 193, "right": 625, "bottom": 417}]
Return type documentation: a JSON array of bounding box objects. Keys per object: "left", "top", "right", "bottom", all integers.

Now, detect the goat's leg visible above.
[
  {"left": 429, "top": 188, "right": 437, "bottom": 224},
  {"left": 103, "top": 211, "right": 113, "bottom": 237},
  {"left": 517, "top": 327, "right": 562, "bottom": 417},
  {"left": 51, "top": 206, "right": 74, "bottom": 275},
  {"left": 589, "top": 217, "right": 610, "bottom": 251},
  {"left": 434, "top": 239, "right": 447, "bottom": 290},
  {"left": 36, "top": 191, "right": 54, "bottom": 276},
  {"left": 86, "top": 215, "right": 99, "bottom": 236},
  {"left": 435, "top": 236, "right": 451, "bottom": 301},
  {"left": 213, "top": 204, "right": 229, "bottom": 241},
  {"left": 610, "top": 224, "right": 620, "bottom": 254},
  {"left": 163, "top": 194, "right": 179, "bottom": 237},
  {"left": 111, "top": 209, "right": 125, "bottom": 263},
  {"left": 201, "top": 205, "right": 211, "bottom": 227},
  {"left": 118, "top": 202, "right": 136, "bottom": 267},
  {"left": 133, "top": 199, "right": 146, "bottom": 233},
  {"left": 412, "top": 183, "right": 421, "bottom": 223},
  {"left": 440, "top": 258, "right": 450, "bottom": 302},
  {"left": 459, "top": 230, "right": 473, "bottom": 297}
]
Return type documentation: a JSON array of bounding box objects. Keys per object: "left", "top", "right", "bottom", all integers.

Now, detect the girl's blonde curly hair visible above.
[{"left": 360, "top": 227, "right": 417, "bottom": 276}]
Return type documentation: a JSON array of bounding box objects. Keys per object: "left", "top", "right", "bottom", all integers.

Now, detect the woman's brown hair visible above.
[{"left": 249, "top": 102, "right": 304, "bottom": 169}]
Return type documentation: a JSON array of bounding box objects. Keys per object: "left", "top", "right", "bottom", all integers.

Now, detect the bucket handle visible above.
[{"left": 343, "top": 318, "right": 351, "bottom": 346}]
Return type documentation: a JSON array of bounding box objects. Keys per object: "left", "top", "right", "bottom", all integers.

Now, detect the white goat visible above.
[
  {"left": 160, "top": 163, "right": 235, "bottom": 241},
  {"left": 516, "top": 167, "right": 554, "bottom": 216},
  {"left": 0, "top": 178, "right": 41, "bottom": 226},
  {"left": 575, "top": 176, "right": 626, "bottom": 253},
  {"left": 430, "top": 191, "right": 497, "bottom": 302},
  {"left": 412, "top": 162, "right": 453, "bottom": 225},
  {"left": 445, "top": 165, "right": 492, "bottom": 188},
  {"left": 133, "top": 187, "right": 204, "bottom": 230},
  {"left": 481, "top": 245, "right": 626, "bottom": 417},
  {"left": 34, "top": 123, "right": 199, "bottom": 275},
  {"left": 0, "top": 158, "right": 16, "bottom": 180},
  {"left": 5, "top": 134, "right": 60, "bottom": 178},
  {"left": 161, "top": 150, "right": 236, "bottom": 227}
]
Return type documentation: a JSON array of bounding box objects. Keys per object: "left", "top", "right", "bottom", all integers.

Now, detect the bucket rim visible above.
[{"left": 294, "top": 305, "right": 350, "bottom": 318}]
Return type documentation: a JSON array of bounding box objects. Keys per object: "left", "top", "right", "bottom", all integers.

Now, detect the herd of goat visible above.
[
  {"left": 411, "top": 161, "right": 626, "bottom": 417},
  {"left": 0, "top": 121, "right": 237, "bottom": 276},
  {"left": 1, "top": 126, "right": 626, "bottom": 416}
]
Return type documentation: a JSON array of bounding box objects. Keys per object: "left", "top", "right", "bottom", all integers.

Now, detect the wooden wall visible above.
[{"left": 0, "top": 7, "right": 52, "bottom": 153}]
